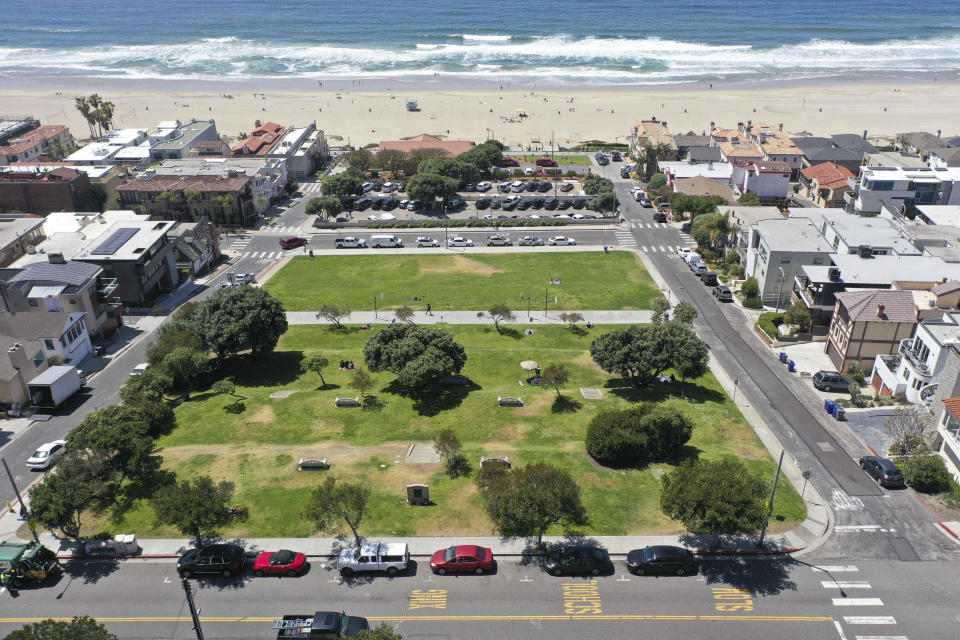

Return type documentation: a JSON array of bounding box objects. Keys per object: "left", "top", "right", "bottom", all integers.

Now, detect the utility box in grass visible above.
[{"left": 407, "top": 484, "right": 429, "bottom": 506}]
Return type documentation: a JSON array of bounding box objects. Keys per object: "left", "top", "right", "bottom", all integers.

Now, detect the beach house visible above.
[
  {"left": 0, "top": 167, "right": 92, "bottom": 215},
  {"left": 794, "top": 134, "right": 877, "bottom": 173},
  {"left": 268, "top": 123, "right": 328, "bottom": 181},
  {"left": 629, "top": 118, "right": 678, "bottom": 160},
  {"left": 799, "top": 162, "right": 856, "bottom": 207},
  {"left": 744, "top": 216, "right": 833, "bottom": 309},
  {"left": 66, "top": 128, "right": 148, "bottom": 165},
  {"left": 232, "top": 121, "right": 286, "bottom": 156},
  {"left": 848, "top": 166, "right": 960, "bottom": 215},
  {"left": 825, "top": 289, "right": 917, "bottom": 375},
  {"left": 0, "top": 118, "right": 74, "bottom": 165},
  {"left": 149, "top": 119, "right": 219, "bottom": 161},
  {"left": 731, "top": 160, "right": 791, "bottom": 201}
]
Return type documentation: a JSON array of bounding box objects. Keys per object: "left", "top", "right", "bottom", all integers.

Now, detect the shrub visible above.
[
  {"left": 742, "top": 297, "right": 763, "bottom": 309},
  {"left": 741, "top": 277, "right": 759, "bottom": 299},
  {"left": 757, "top": 312, "right": 784, "bottom": 339},
  {"left": 648, "top": 173, "right": 666, "bottom": 190},
  {"left": 898, "top": 455, "right": 951, "bottom": 494},
  {"left": 721, "top": 250, "right": 741, "bottom": 268},
  {"left": 699, "top": 247, "right": 720, "bottom": 262},
  {"left": 585, "top": 404, "right": 691, "bottom": 466}
]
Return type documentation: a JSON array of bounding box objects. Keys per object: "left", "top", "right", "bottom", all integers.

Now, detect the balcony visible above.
[
  {"left": 96, "top": 278, "right": 118, "bottom": 299},
  {"left": 846, "top": 177, "right": 860, "bottom": 190},
  {"left": 899, "top": 339, "right": 931, "bottom": 376},
  {"left": 842, "top": 191, "right": 854, "bottom": 204}
]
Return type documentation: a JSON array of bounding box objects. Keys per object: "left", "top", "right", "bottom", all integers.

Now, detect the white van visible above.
[
  {"left": 369, "top": 235, "right": 403, "bottom": 248},
  {"left": 684, "top": 253, "right": 702, "bottom": 268}
]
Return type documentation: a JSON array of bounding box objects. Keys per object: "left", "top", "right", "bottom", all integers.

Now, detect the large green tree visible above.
[
  {"left": 120, "top": 369, "right": 172, "bottom": 405},
  {"left": 3, "top": 616, "right": 118, "bottom": 640},
  {"left": 660, "top": 459, "right": 768, "bottom": 536},
  {"left": 589, "top": 190, "right": 616, "bottom": 214},
  {"left": 192, "top": 286, "right": 288, "bottom": 359},
  {"left": 151, "top": 476, "right": 242, "bottom": 548},
  {"left": 586, "top": 404, "right": 692, "bottom": 466},
  {"left": 300, "top": 475, "right": 370, "bottom": 548},
  {"left": 375, "top": 149, "right": 408, "bottom": 176},
  {"left": 362, "top": 324, "right": 467, "bottom": 390},
  {"left": 417, "top": 157, "right": 478, "bottom": 181},
  {"left": 161, "top": 347, "right": 207, "bottom": 400},
  {"left": 401, "top": 148, "right": 449, "bottom": 176},
  {"left": 28, "top": 452, "right": 113, "bottom": 540},
  {"left": 691, "top": 212, "right": 734, "bottom": 252},
  {"left": 590, "top": 322, "right": 708, "bottom": 387},
  {"left": 456, "top": 142, "right": 503, "bottom": 172},
  {"left": 68, "top": 405, "right": 166, "bottom": 491},
  {"left": 475, "top": 462, "right": 587, "bottom": 546},
  {"left": 322, "top": 172, "right": 364, "bottom": 202},
  {"left": 342, "top": 149, "right": 374, "bottom": 173},
  {"left": 405, "top": 173, "right": 459, "bottom": 208}
]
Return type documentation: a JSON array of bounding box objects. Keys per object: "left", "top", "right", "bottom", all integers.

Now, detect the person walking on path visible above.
[{"left": 426, "top": 303, "right": 433, "bottom": 316}]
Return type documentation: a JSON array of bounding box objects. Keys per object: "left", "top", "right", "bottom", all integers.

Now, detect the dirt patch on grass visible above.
[
  {"left": 419, "top": 255, "right": 504, "bottom": 277},
  {"left": 512, "top": 391, "right": 553, "bottom": 414},
  {"left": 250, "top": 405, "right": 275, "bottom": 423}
]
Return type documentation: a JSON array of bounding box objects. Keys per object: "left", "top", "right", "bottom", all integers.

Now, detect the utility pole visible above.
[
  {"left": 758, "top": 449, "right": 785, "bottom": 548},
  {"left": 544, "top": 288, "right": 549, "bottom": 317},
  {"left": 181, "top": 578, "right": 205, "bottom": 640},
  {"left": 1, "top": 457, "right": 37, "bottom": 541},
  {"left": 373, "top": 295, "right": 377, "bottom": 319}
]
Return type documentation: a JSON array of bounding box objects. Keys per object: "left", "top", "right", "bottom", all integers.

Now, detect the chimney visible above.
[
  {"left": 862, "top": 129, "right": 868, "bottom": 140},
  {"left": 937, "top": 129, "right": 942, "bottom": 139},
  {"left": 255, "top": 119, "right": 261, "bottom": 128},
  {"left": 876, "top": 304, "right": 885, "bottom": 318}
]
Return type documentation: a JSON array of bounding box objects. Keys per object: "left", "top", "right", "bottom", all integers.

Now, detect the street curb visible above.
[{"left": 936, "top": 521, "right": 960, "bottom": 543}]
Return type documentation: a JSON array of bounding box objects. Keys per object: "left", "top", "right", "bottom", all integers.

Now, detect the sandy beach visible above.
[{"left": 5, "top": 79, "right": 958, "bottom": 149}]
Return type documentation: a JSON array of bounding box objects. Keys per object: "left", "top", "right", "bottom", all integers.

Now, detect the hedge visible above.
[
  {"left": 898, "top": 455, "right": 952, "bottom": 494},
  {"left": 742, "top": 297, "right": 763, "bottom": 309},
  {"left": 757, "top": 312, "right": 785, "bottom": 339}
]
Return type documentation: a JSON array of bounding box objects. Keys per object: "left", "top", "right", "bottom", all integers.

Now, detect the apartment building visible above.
[
  {"left": 0, "top": 168, "right": 92, "bottom": 215},
  {"left": 267, "top": 123, "right": 328, "bottom": 181},
  {"left": 825, "top": 289, "right": 917, "bottom": 374},
  {"left": 849, "top": 166, "right": 960, "bottom": 215},
  {"left": 147, "top": 157, "right": 287, "bottom": 212},
  {"left": 745, "top": 217, "right": 833, "bottom": 308},
  {"left": 117, "top": 174, "right": 257, "bottom": 226},
  {"left": 149, "top": 119, "right": 219, "bottom": 161},
  {"left": 0, "top": 119, "right": 74, "bottom": 165}
]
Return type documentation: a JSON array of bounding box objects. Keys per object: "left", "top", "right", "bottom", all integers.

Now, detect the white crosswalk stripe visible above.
[
  {"left": 822, "top": 581, "right": 871, "bottom": 589},
  {"left": 833, "top": 598, "right": 884, "bottom": 606},
  {"left": 853, "top": 636, "right": 907, "bottom": 640},
  {"left": 843, "top": 617, "right": 896, "bottom": 625},
  {"left": 812, "top": 566, "right": 859, "bottom": 573}
]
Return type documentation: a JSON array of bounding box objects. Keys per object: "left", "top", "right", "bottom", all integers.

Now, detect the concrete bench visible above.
[
  {"left": 298, "top": 457, "right": 330, "bottom": 471},
  {"left": 335, "top": 397, "right": 361, "bottom": 407},
  {"left": 498, "top": 396, "right": 524, "bottom": 407}
]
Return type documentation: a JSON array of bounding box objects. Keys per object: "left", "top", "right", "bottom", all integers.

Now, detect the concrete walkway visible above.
[{"left": 288, "top": 310, "right": 653, "bottom": 325}]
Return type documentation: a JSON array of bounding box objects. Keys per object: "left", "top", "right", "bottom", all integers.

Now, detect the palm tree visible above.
[
  {"left": 212, "top": 195, "right": 233, "bottom": 224},
  {"left": 698, "top": 213, "right": 734, "bottom": 252},
  {"left": 74, "top": 96, "right": 95, "bottom": 138}
]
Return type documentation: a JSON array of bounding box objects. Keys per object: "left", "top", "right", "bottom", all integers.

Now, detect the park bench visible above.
[
  {"left": 335, "top": 397, "right": 361, "bottom": 407},
  {"left": 298, "top": 457, "right": 330, "bottom": 471},
  {"left": 498, "top": 396, "right": 524, "bottom": 407}
]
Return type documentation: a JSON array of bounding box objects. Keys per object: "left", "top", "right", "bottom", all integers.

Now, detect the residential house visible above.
[
  {"left": 685, "top": 147, "right": 724, "bottom": 163},
  {"left": 0, "top": 216, "right": 45, "bottom": 267},
  {"left": 799, "top": 162, "right": 856, "bottom": 207},
  {"left": 794, "top": 134, "right": 878, "bottom": 173},
  {"left": 673, "top": 132, "right": 711, "bottom": 157},
  {"left": 745, "top": 217, "right": 833, "bottom": 308},
  {"left": 709, "top": 123, "right": 764, "bottom": 164},
  {"left": 149, "top": 119, "right": 219, "bottom": 161},
  {"left": 0, "top": 122, "right": 74, "bottom": 165},
  {"left": 872, "top": 309, "right": 960, "bottom": 403},
  {"left": 719, "top": 205, "right": 783, "bottom": 257},
  {"left": 671, "top": 176, "right": 736, "bottom": 204},
  {"left": 0, "top": 168, "right": 92, "bottom": 215},
  {"left": 934, "top": 397, "right": 960, "bottom": 481},
  {"left": 825, "top": 289, "right": 917, "bottom": 374},
  {"left": 189, "top": 138, "right": 232, "bottom": 157},
  {"left": 629, "top": 118, "right": 678, "bottom": 160},
  {"left": 111, "top": 143, "right": 153, "bottom": 169},
  {"left": 7, "top": 163, "right": 127, "bottom": 209},
  {"left": 658, "top": 160, "right": 732, "bottom": 185},
  {"left": 861, "top": 150, "right": 924, "bottom": 169},
  {"left": 0, "top": 310, "right": 91, "bottom": 368},
  {"left": 166, "top": 217, "right": 221, "bottom": 275},
  {"left": 848, "top": 166, "right": 960, "bottom": 215},
  {"left": 744, "top": 123, "right": 804, "bottom": 180},
  {"left": 65, "top": 128, "right": 148, "bottom": 165},
  {"left": 379, "top": 133, "right": 474, "bottom": 157},
  {"left": 731, "top": 160, "right": 791, "bottom": 201},
  {"left": 232, "top": 121, "right": 286, "bottom": 157},
  {"left": 0, "top": 255, "right": 122, "bottom": 338},
  {"left": 116, "top": 174, "right": 257, "bottom": 226},
  {"left": 147, "top": 157, "right": 287, "bottom": 213},
  {"left": 0, "top": 338, "right": 50, "bottom": 407},
  {"left": 268, "top": 124, "right": 328, "bottom": 181},
  {"left": 895, "top": 131, "right": 951, "bottom": 159},
  {"left": 928, "top": 147, "right": 960, "bottom": 169},
  {"left": 818, "top": 210, "right": 922, "bottom": 257}
]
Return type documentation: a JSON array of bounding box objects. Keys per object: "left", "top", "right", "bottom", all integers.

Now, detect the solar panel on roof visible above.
[{"left": 90, "top": 227, "right": 138, "bottom": 255}]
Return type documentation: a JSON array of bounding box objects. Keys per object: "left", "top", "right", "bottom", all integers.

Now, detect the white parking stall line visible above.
[
  {"left": 640, "top": 246, "right": 648, "bottom": 252},
  {"left": 833, "top": 598, "right": 884, "bottom": 606},
  {"left": 853, "top": 636, "right": 908, "bottom": 640},
  {"left": 843, "top": 617, "right": 897, "bottom": 625},
  {"left": 834, "top": 525, "right": 882, "bottom": 532},
  {"left": 821, "top": 581, "right": 872, "bottom": 589},
  {"left": 813, "top": 566, "right": 859, "bottom": 573}
]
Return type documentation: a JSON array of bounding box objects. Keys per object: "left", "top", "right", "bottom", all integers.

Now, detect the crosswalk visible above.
[
  {"left": 811, "top": 565, "right": 907, "bottom": 640},
  {"left": 299, "top": 182, "right": 324, "bottom": 195},
  {"left": 630, "top": 221, "right": 668, "bottom": 229},
  {"left": 613, "top": 230, "right": 636, "bottom": 246},
  {"left": 261, "top": 225, "right": 304, "bottom": 235}
]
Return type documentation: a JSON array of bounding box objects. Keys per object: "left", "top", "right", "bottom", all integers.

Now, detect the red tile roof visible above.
[
  {"left": 801, "top": 162, "right": 855, "bottom": 190},
  {"left": 379, "top": 134, "right": 474, "bottom": 156},
  {"left": 0, "top": 167, "right": 82, "bottom": 182},
  {"left": 116, "top": 174, "right": 250, "bottom": 193},
  {"left": 944, "top": 397, "right": 960, "bottom": 420},
  {"left": 232, "top": 122, "right": 285, "bottom": 155},
  {"left": 0, "top": 125, "right": 69, "bottom": 156}
]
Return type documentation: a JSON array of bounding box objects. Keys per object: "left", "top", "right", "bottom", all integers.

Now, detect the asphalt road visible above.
[{"left": 3, "top": 553, "right": 954, "bottom": 640}]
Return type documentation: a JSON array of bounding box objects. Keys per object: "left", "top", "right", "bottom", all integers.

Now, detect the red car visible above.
[
  {"left": 498, "top": 157, "right": 520, "bottom": 167},
  {"left": 279, "top": 236, "right": 308, "bottom": 250},
  {"left": 535, "top": 157, "right": 557, "bottom": 167},
  {"left": 429, "top": 545, "right": 495, "bottom": 575},
  {"left": 253, "top": 549, "right": 308, "bottom": 577}
]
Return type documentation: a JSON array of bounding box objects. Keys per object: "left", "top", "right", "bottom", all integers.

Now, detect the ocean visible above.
[{"left": 3, "top": 0, "right": 960, "bottom": 86}]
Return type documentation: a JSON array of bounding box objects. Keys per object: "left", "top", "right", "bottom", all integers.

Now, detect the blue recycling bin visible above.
[
  {"left": 825, "top": 400, "right": 836, "bottom": 414},
  {"left": 779, "top": 352, "right": 788, "bottom": 363},
  {"left": 787, "top": 360, "right": 796, "bottom": 372}
]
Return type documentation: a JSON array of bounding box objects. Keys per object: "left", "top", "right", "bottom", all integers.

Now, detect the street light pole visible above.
[
  {"left": 775, "top": 266, "right": 786, "bottom": 313},
  {"left": 758, "top": 449, "right": 785, "bottom": 548},
  {"left": 181, "top": 578, "right": 206, "bottom": 640},
  {"left": 1, "top": 455, "right": 37, "bottom": 544}
]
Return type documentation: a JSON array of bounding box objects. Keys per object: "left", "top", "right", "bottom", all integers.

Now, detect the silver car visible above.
[
  {"left": 548, "top": 236, "right": 577, "bottom": 246},
  {"left": 417, "top": 236, "right": 440, "bottom": 247},
  {"left": 518, "top": 235, "right": 544, "bottom": 246},
  {"left": 448, "top": 237, "right": 475, "bottom": 247}
]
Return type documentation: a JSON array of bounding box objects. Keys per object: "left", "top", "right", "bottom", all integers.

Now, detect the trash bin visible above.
[
  {"left": 787, "top": 360, "right": 796, "bottom": 372},
  {"left": 779, "top": 352, "right": 788, "bottom": 363},
  {"left": 825, "top": 400, "right": 836, "bottom": 415},
  {"left": 834, "top": 406, "right": 845, "bottom": 421}
]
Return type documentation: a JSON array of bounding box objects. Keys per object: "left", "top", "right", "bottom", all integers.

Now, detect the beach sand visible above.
[{"left": 6, "top": 80, "right": 958, "bottom": 148}]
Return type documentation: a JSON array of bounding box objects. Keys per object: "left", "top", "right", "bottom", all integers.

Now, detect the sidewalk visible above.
[{"left": 288, "top": 310, "right": 653, "bottom": 325}]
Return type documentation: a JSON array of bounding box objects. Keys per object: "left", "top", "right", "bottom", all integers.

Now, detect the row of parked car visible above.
[
  {"left": 478, "top": 196, "right": 593, "bottom": 211},
  {"left": 498, "top": 180, "right": 577, "bottom": 193},
  {"left": 333, "top": 235, "right": 579, "bottom": 248},
  {"left": 177, "top": 542, "right": 698, "bottom": 580}
]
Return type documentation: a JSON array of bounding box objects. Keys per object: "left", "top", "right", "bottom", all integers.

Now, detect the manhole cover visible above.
[{"left": 580, "top": 388, "right": 603, "bottom": 400}]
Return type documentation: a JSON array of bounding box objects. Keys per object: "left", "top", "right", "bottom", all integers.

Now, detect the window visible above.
[
  {"left": 865, "top": 179, "right": 894, "bottom": 191},
  {"left": 32, "top": 351, "right": 44, "bottom": 367},
  {"left": 69, "top": 298, "right": 76, "bottom": 304},
  {"left": 44, "top": 339, "right": 54, "bottom": 350},
  {"left": 780, "top": 256, "right": 791, "bottom": 264},
  {"left": 28, "top": 298, "right": 38, "bottom": 307}
]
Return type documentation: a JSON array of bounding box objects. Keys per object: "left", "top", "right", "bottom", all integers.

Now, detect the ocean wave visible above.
[{"left": 1, "top": 33, "right": 959, "bottom": 82}]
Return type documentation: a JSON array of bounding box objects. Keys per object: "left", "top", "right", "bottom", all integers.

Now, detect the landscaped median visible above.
[{"left": 85, "top": 323, "right": 804, "bottom": 539}]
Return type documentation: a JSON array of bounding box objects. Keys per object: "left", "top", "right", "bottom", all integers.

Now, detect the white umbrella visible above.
[{"left": 520, "top": 360, "right": 539, "bottom": 371}]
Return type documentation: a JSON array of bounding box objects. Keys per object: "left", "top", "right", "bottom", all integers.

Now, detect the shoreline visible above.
[{"left": 4, "top": 76, "right": 958, "bottom": 149}]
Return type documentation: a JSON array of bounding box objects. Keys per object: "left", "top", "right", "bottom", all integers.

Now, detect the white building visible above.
[
  {"left": 850, "top": 166, "right": 960, "bottom": 214},
  {"left": 146, "top": 157, "right": 287, "bottom": 212},
  {"left": 818, "top": 210, "right": 922, "bottom": 256},
  {"left": 731, "top": 160, "right": 791, "bottom": 200},
  {"left": 268, "top": 123, "right": 328, "bottom": 181},
  {"left": 658, "top": 160, "right": 732, "bottom": 184},
  {"left": 872, "top": 308, "right": 960, "bottom": 404},
  {"left": 745, "top": 217, "right": 834, "bottom": 308},
  {"left": 65, "top": 128, "right": 148, "bottom": 165}
]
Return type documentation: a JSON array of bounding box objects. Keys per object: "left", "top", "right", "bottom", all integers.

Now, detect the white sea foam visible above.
[{"left": 458, "top": 34, "right": 512, "bottom": 42}]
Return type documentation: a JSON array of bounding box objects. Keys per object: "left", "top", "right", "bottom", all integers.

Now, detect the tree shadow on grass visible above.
[
  {"left": 217, "top": 351, "right": 305, "bottom": 388},
  {"left": 224, "top": 401, "right": 246, "bottom": 414},
  {"left": 603, "top": 377, "right": 725, "bottom": 405},
  {"left": 382, "top": 379, "right": 481, "bottom": 417},
  {"left": 551, "top": 395, "right": 582, "bottom": 413}
]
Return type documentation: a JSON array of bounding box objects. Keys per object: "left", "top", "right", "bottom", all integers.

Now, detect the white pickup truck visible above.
[
  {"left": 337, "top": 542, "right": 409, "bottom": 577},
  {"left": 335, "top": 236, "right": 367, "bottom": 249}
]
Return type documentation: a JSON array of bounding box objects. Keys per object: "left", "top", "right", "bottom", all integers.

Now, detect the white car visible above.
[
  {"left": 381, "top": 182, "right": 396, "bottom": 192},
  {"left": 130, "top": 362, "right": 150, "bottom": 376},
  {"left": 399, "top": 199, "right": 410, "bottom": 208},
  {"left": 476, "top": 181, "right": 492, "bottom": 191},
  {"left": 448, "top": 237, "right": 475, "bottom": 247},
  {"left": 338, "top": 542, "right": 410, "bottom": 577},
  {"left": 361, "top": 182, "right": 375, "bottom": 192},
  {"left": 486, "top": 234, "right": 512, "bottom": 246},
  {"left": 27, "top": 440, "right": 67, "bottom": 470},
  {"left": 366, "top": 215, "right": 380, "bottom": 221},
  {"left": 524, "top": 167, "right": 535, "bottom": 176},
  {"left": 677, "top": 247, "right": 693, "bottom": 258},
  {"left": 417, "top": 236, "right": 440, "bottom": 247},
  {"left": 548, "top": 236, "right": 577, "bottom": 246}
]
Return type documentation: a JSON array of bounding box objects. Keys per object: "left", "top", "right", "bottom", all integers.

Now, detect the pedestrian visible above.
[{"left": 426, "top": 303, "right": 432, "bottom": 316}]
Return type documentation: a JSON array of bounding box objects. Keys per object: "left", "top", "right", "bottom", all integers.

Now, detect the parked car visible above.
[
  {"left": 369, "top": 234, "right": 403, "bottom": 248},
  {"left": 416, "top": 236, "right": 440, "bottom": 247},
  {"left": 361, "top": 182, "right": 374, "bottom": 193},
  {"left": 571, "top": 198, "right": 587, "bottom": 209},
  {"left": 353, "top": 197, "right": 372, "bottom": 211},
  {"left": 430, "top": 545, "right": 495, "bottom": 575},
  {"left": 812, "top": 371, "right": 854, "bottom": 392},
  {"left": 448, "top": 237, "right": 474, "bottom": 247},
  {"left": 535, "top": 157, "right": 557, "bottom": 167},
  {"left": 620, "top": 167, "right": 631, "bottom": 178},
  {"left": 335, "top": 236, "right": 367, "bottom": 249},
  {"left": 490, "top": 198, "right": 503, "bottom": 209},
  {"left": 858, "top": 455, "right": 906, "bottom": 488},
  {"left": 626, "top": 546, "right": 697, "bottom": 576},
  {"left": 532, "top": 198, "right": 545, "bottom": 209},
  {"left": 381, "top": 199, "right": 398, "bottom": 211},
  {"left": 524, "top": 181, "right": 539, "bottom": 192},
  {"left": 544, "top": 198, "right": 559, "bottom": 210},
  {"left": 511, "top": 181, "right": 527, "bottom": 193},
  {"left": 177, "top": 544, "right": 246, "bottom": 578},
  {"left": 26, "top": 440, "right": 67, "bottom": 470},
  {"left": 639, "top": 198, "right": 653, "bottom": 208},
  {"left": 681, "top": 221, "right": 692, "bottom": 233},
  {"left": 712, "top": 285, "right": 733, "bottom": 302},
  {"left": 700, "top": 271, "right": 718, "bottom": 286},
  {"left": 518, "top": 235, "right": 544, "bottom": 246},
  {"left": 516, "top": 200, "right": 532, "bottom": 210},
  {"left": 501, "top": 200, "right": 518, "bottom": 211},
  {"left": 130, "top": 362, "right": 150, "bottom": 376},
  {"left": 559, "top": 181, "right": 575, "bottom": 192},
  {"left": 653, "top": 211, "right": 667, "bottom": 223},
  {"left": 499, "top": 157, "right": 520, "bottom": 167},
  {"left": 548, "top": 236, "right": 577, "bottom": 246},
  {"left": 463, "top": 182, "right": 476, "bottom": 192},
  {"left": 279, "top": 236, "right": 308, "bottom": 250},
  {"left": 486, "top": 234, "right": 512, "bottom": 246},
  {"left": 544, "top": 545, "right": 613, "bottom": 576},
  {"left": 253, "top": 549, "right": 308, "bottom": 577},
  {"left": 537, "top": 181, "right": 553, "bottom": 193},
  {"left": 476, "top": 197, "right": 492, "bottom": 209},
  {"left": 524, "top": 167, "right": 535, "bottom": 176},
  {"left": 445, "top": 196, "right": 466, "bottom": 209},
  {"left": 338, "top": 542, "right": 409, "bottom": 577},
  {"left": 381, "top": 182, "right": 396, "bottom": 192},
  {"left": 557, "top": 199, "right": 573, "bottom": 210},
  {"left": 677, "top": 247, "right": 693, "bottom": 258}
]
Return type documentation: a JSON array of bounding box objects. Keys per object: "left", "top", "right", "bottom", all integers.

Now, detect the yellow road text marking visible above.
[
  {"left": 712, "top": 587, "right": 755, "bottom": 612},
  {"left": 561, "top": 580, "right": 602, "bottom": 615},
  {"left": 409, "top": 588, "right": 448, "bottom": 610}
]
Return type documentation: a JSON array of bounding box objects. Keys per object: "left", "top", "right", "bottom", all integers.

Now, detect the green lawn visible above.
[
  {"left": 90, "top": 324, "right": 804, "bottom": 539},
  {"left": 264, "top": 251, "right": 660, "bottom": 312},
  {"left": 513, "top": 154, "right": 592, "bottom": 165}
]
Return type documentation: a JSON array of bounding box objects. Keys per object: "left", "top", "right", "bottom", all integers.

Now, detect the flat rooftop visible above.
[
  {"left": 74, "top": 220, "right": 175, "bottom": 261},
  {"left": 803, "top": 253, "right": 960, "bottom": 285},
  {"left": 861, "top": 165, "right": 960, "bottom": 182},
  {"left": 0, "top": 217, "right": 44, "bottom": 247},
  {"left": 720, "top": 205, "right": 782, "bottom": 229},
  {"left": 820, "top": 210, "right": 921, "bottom": 255},
  {"left": 658, "top": 160, "right": 732, "bottom": 180},
  {"left": 915, "top": 205, "right": 960, "bottom": 226},
  {"left": 151, "top": 120, "right": 215, "bottom": 151},
  {"left": 2, "top": 164, "right": 117, "bottom": 179},
  {"left": 755, "top": 216, "right": 833, "bottom": 252}
]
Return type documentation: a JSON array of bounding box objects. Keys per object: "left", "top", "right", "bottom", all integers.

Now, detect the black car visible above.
[
  {"left": 557, "top": 199, "right": 573, "bottom": 210},
  {"left": 381, "top": 199, "right": 398, "bottom": 211},
  {"left": 596, "top": 155, "right": 609, "bottom": 166},
  {"left": 545, "top": 546, "right": 613, "bottom": 576},
  {"left": 490, "top": 198, "right": 503, "bottom": 210},
  {"left": 858, "top": 456, "right": 906, "bottom": 488},
  {"left": 464, "top": 182, "right": 476, "bottom": 192},
  {"left": 626, "top": 546, "right": 697, "bottom": 576},
  {"left": 620, "top": 167, "right": 631, "bottom": 178},
  {"left": 371, "top": 182, "right": 383, "bottom": 192},
  {"left": 353, "top": 197, "right": 371, "bottom": 211},
  {"left": 681, "top": 221, "right": 692, "bottom": 233},
  {"left": 611, "top": 151, "right": 623, "bottom": 162},
  {"left": 502, "top": 200, "right": 518, "bottom": 211},
  {"left": 538, "top": 181, "right": 553, "bottom": 193},
  {"left": 532, "top": 197, "right": 545, "bottom": 209},
  {"left": 372, "top": 198, "right": 388, "bottom": 210},
  {"left": 445, "top": 196, "right": 466, "bottom": 209},
  {"left": 178, "top": 544, "right": 246, "bottom": 578},
  {"left": 653, "top": 211, "right": 667, "bottom": 223},
  {"left": 572, "top": 198, "right": 587, "bottom": 210},
  {"left": 516, "top": 199, "right": 532, "bottom": 210},
  {"left": 544, "top": 198, "right": 559, "bottom": 210},
  {"left": 525, "top": 181, "right": 539, "bottom": 192},
  {"left": 397, "top": 181, "right": 407, "bottom": 192},
  {"left": 639, "top": 198, "right": 653, "bottom": 208},
  {"left": 476, "top": 197, "right": 491, "bottom": 210}
]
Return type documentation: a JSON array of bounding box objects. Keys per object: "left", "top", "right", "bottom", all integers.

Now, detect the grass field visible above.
[
  {"left": 512, "top": 154, "right": 592, "bottom": 165},
  {"left": 264, "top": 251, "right": 660, "bottom": 312},
  {"left": 90, "top": 324, "right": 804, "bottom": 539}
]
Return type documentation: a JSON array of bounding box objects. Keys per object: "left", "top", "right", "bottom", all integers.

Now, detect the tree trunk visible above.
[
  {"left": 318, "top": 372, "right": 326, "bottom": 387},
  {"left": 347, "top": 521, "right": 362, "bottom": 549}
]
